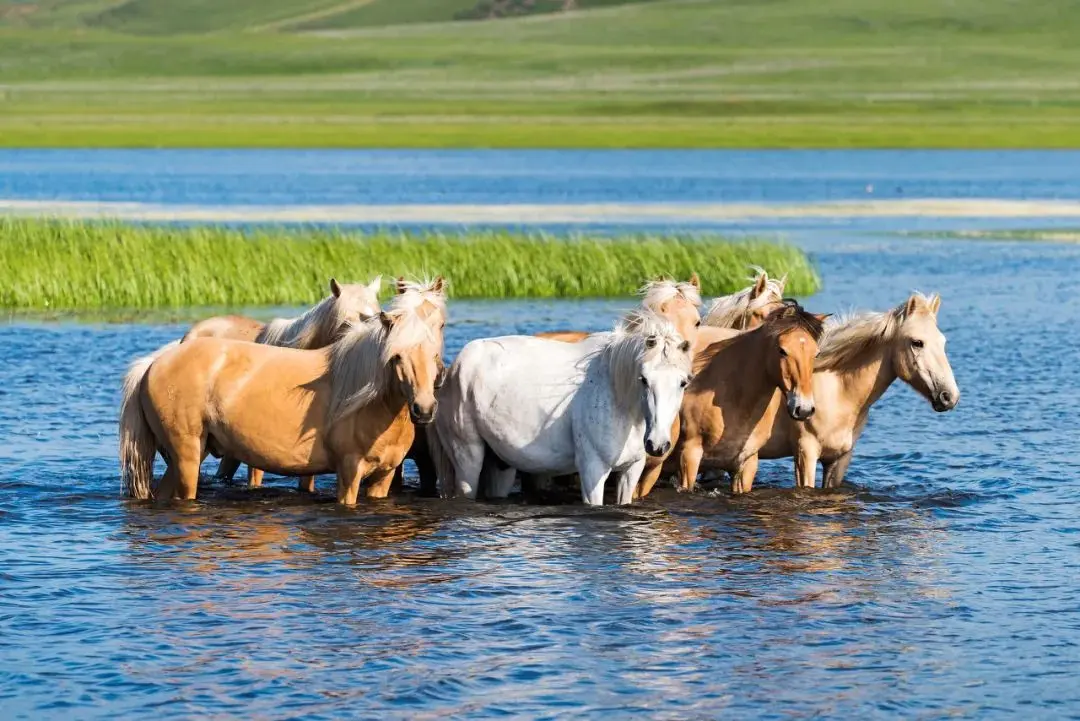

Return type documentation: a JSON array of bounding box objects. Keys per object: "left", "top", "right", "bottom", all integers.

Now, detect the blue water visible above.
[
  {"left": 2, "top": 150, "right": 1080, "bottom": 718},
  {"left": 4, "top": 149, "right": 1080, "bottom": 206}
]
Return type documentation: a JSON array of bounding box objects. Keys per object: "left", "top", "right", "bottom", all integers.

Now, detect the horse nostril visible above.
[
  {"left": 939, "top": 391, "right": 952, "bottom": 405},
  {"left": 411, "top": 403, "right": 423, "bottom": 418},
  {"left": 658, "top": 441, "right": 671, "bottom": 456}
]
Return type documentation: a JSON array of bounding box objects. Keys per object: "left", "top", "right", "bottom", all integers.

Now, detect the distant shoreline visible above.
[{"left": 5, "top": 198, "right": 1080, "bottom": 225}]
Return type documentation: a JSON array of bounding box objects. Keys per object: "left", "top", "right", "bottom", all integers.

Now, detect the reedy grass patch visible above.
[{"left": 0, "top": 219, "right": 819, "bottom": 310}]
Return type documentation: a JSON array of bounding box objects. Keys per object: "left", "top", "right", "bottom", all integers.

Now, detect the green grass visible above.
[
  {"left": 0, "top": 218, "right": 820, "bottom": 310},
  {"left": 1, "top": 0, "right": 1079, "bottom": 147}
]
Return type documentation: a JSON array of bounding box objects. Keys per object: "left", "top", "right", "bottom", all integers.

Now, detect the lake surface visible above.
[{"left": 2, "top": 150, "right": 1080, "bottom": 718}]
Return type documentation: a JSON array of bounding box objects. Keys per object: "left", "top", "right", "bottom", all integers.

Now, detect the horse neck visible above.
[
  {"left": 592, "top": 350, "right": 644, "bottom": 423},
  {"left": 703, "top": 329, "right": 776, "bottom": 403},
  {"left": 831, "top": 343, "right": 897, "bottom": 417}
]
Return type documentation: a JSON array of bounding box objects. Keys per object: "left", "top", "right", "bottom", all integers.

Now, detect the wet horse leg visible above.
[
  {"left": 615, "top": 458, "right": 645, "bottom": 505},
  {"left": 336, "top": 454, "right": 374, "bottom": 506},
  {"left": 677, "top": 437, "right": 704, "bottom": 493},
  {"left": 174, "top": 440, "right": 204, "bottom": 500},
  {"left": 215, "top": 456, "right": 241, "bottom": 482},
  {"left": 634, "top": 456, "right": 665, "bottom": 500},
  {"left": 731, "top": 454, "right": 759, "bottom": 494},
  {"left": 365, "top": 467, "right": 397, "bottom": 499},
  {"left": 822, "top": 452, "right": 853, "bottom": 489},
  {"left": 794, "top": 442, "right": 820, "bottom": 489},
  {"left": 248, "top": 466, "right": 264, "bottom": 488},
  {"left": 577, "top": 452, "right": 611, "bottom": 507}
]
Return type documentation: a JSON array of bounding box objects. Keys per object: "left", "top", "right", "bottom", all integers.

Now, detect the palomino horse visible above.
[
  {"left": 184, "top": 277, "right": 382, "bottom": 346},
  {"left": 119, "top": 279, "right": 447, "bottom": 505},
  {"left": 751, "top": 292, "right": 959, "bottom": 488},
  {"left": 537, "top": 274, "right": 704, "bottom": 346},
  {"left": 638, "top": 301, "right": 826, "bottom": 497},
  {"left": 702, "top": 267, "right": 786, "bottom": 329},
  {"left": 428, "top": 312, "right": 692, "bottom": 505},
  {"left": 185, "top": 276, "right": 383, "bottom": 492}
]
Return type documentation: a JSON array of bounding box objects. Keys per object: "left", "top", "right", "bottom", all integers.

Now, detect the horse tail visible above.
[
  {"left": 119, "top": 340, "right": 177, "bottom": 498},
  {"left": 424, "top": 419, "right": 457, "bottom": 498}
]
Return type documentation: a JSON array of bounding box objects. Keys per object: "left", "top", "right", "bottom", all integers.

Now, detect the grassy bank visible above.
[
  {"left": 2, "top": 0, "right": 1080, "bottom": 148},
  {"left": 0, "top": 219, "right": 819, "bottom": 310}
]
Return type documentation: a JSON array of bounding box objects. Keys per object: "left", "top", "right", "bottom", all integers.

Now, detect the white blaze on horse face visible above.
[
  {"left": 640, "top": 354, "right": 689, "bottom": 458},
  {"left": 900, "top": 313, "right": 959, "bottom": 412}
]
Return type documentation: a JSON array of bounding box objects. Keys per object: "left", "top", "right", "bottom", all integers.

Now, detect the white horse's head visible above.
[
  {"left": 614, "top": 311, "right": 694, "bottom": 457},
  {"left": 892, "top": 293, "right": 959, "bottom": 412}
]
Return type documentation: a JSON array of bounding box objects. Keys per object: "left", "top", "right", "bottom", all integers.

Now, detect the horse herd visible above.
[{"left": 119, "top": 270, "right": 960, "bottom": 506}]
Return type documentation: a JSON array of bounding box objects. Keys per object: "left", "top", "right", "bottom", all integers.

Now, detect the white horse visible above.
[{"left": 429, "top": 312, "right": 693, "bottom": 506}]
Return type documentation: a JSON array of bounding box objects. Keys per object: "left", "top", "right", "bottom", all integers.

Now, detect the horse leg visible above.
[
  {"left": 336, "top": 455, "right": 373, "bottom": 506},
  {"left": 453, "top": 442, "right": 485, "bottom": 500},
  {"left": 298, "top": 476, "right": 316, "bottom": 493},
  {"left": 411, "top": 429, "right": 439, "bottom": 497},
  {"left": 615, "top": 458, "right": 646, "bottom": 505},
  {"left": 174, "top": 441, "right": 204, "bottom": 500},
  {"left": 822, "top": 452, "right": 853, "bottom": 489},
  {"left": 486, "top": 465, "right": 517, "bottom": 500},
  {"left": 155, "top": 463, "right": 180, "bottom": 503},
  {"left": 248, "top": 466, "right": 264, "bottom": 488},
  {"left": 364, "top": 467, "right": 397, "bottom": 499},
  {"left": 634, "top": 456, "right": 664, "bottom": 500},
  {"left": 677, "top": 438, "right": 704, "bottom": 493},
  {"left": 731, "top": 454, "right": 759, "bottom": 494},
  {"left": 577, "top": 453, "right": 611, "bottom": 507},
  {"left": 216, "top": 456, "right": 241, "bottom": 482},
  {"left": 794, "top": 442, "right": 820, "bottom": 489},
  {"left": 390, "top": 465, "right": 405, "bottom": 495}
]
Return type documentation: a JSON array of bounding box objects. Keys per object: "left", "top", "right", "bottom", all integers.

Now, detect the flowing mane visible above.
[
  {"left": 703, "top": 267, "right": 785, "bottom": 329},
  {"left": 327, "top": 279, "right": 447, "bottom": 422},
  {"left": 694, "top": 299, "right": 823, "bottom": 372},
  {"left": 639, "top": 277, "right": 702, "bottom": 312},
  {"left": 592, "top": 311, "right": 691, "bottom": 409},
  {"left": 814, "top": 292, "right": 939, "bottom": 371},
  {"left": 257, "top": 294, "right": 347, "bottom": 349}
]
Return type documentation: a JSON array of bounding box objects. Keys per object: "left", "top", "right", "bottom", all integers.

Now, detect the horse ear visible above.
[
  {"left": 329, "top": 278, "right": 342, "bottom": 297},
  {"left": 395, "top": 277, "right": 408, "bottom": 295},
  {"left": 929, "top": 295, "right": 941, "bottom": 315},
  {"left": 814, "top": 313, "right": 831, "bottom": 323},
  {"left": 750, "top": 272, "right": 768, "bottom": 299},
  {"left": 379, "top": 311, "right": 394, "bottom": 330},
  {"left": 368, "top": 275, "right": 382, "bottom": 295},
  {"left": 431, "top": 276, "right": 447, "bottom": 295},
  {"left": 679, "top": 339, "right": 691, "bottom": 353},
  {"left": 689, "top": 272, "right": 701, "bottom": 290},
  {"left": 904, "top": 295, "right": 921, "bottom": 317}
]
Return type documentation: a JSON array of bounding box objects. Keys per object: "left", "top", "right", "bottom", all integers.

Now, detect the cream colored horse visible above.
[
  {"left": 186, "top": 276, "right": 383, "bottom": 492},
  {"left": 184, "top": 277, "right": 382, "bottom": 347},
  {"left": 119, "top": 279, "right": 447, "bottom": 505},
  {"left": 753, "top": 292, "right": 960, "bottom": 488},
  {"left": 702, "top": 267, "right": 786, "bottom": 329}
]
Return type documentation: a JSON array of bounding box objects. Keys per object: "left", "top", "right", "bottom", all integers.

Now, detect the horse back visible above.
[{"left": 183, "top": 315, "right": 265, "bottom": 344}]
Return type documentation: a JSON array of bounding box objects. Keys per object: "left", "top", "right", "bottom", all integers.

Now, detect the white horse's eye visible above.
[
  {"left": 639, "top": 375, "right": 648, "bottom": 386},
  {"left": 680, "top": 379, "right": 689, "bottom": 389}
]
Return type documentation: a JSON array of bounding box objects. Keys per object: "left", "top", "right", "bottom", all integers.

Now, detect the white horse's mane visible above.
[
  {"left": 702, "top": 267, "right": 786, "bottom": 328},
  {"left": 639, "top": 277, "right": 702, "bottom": 312},
  {"left": 593, "top": 311, "right": 691, "bottom": 410},
  {"left": 815, "top": 292, "right": 940, "bottom": 371},
  {"left": 328, "top": 279, "right": 446, "bottom": 422},
  {"left": 257, "top": 278, "right": 381, "bottom": 349}
]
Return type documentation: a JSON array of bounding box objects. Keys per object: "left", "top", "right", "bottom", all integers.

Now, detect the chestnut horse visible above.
[
  {"left": 637, "top": 301, "right": 826, "bottom": 497},
  {"left": 185, "top": 276, "right": 383, "bottom": 492},
  {"left": 119, "top": 279, "right": 446, "bottom": 505}
]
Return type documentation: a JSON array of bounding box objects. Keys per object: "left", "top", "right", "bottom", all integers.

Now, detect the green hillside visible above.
[{"left": 1, "top": 0, "right": 1079, "bottom": 147}]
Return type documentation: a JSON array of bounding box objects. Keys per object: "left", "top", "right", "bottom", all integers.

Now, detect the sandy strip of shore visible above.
[{"left": 4, "top": 198, "right": 1080, "bottom": 224}]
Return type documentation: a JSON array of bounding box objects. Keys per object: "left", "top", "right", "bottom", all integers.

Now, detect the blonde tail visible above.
[{"left": 118, "top": 340, "right": 177, "bottom": 498}]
